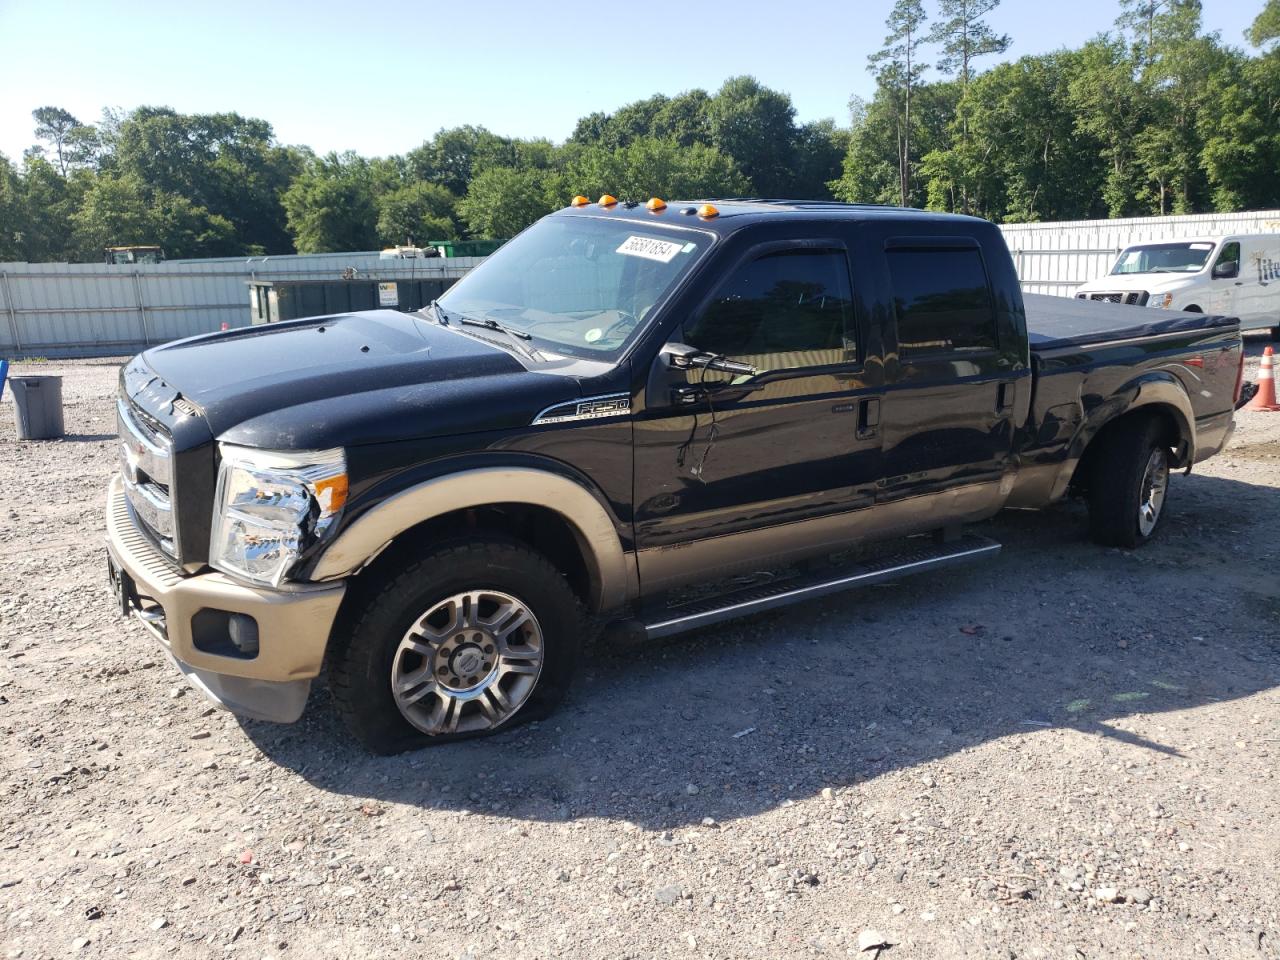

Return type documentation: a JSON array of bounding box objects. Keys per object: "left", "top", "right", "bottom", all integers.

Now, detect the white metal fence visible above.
[
  {"left": 0, "top": 252, "right": 483, "bottom": 359},
  {"left": 999, "top": 209, "right": 1280, "bottom": 296}
]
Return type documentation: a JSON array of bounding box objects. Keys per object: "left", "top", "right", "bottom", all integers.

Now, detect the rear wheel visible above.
[
  {"left": 1086, "top": 417, "right": 1172, "bottom": 548},
  {"left": 1269, "top": 326, "right": 1280, "bottom": 342},
  {"left": 328, "top": 537, "right": 584, "bottom": 753}
]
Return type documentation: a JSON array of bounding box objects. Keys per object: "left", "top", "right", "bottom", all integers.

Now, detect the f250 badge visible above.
[{"left": 533, "top": 394, "right": 631, "bottom": 425}]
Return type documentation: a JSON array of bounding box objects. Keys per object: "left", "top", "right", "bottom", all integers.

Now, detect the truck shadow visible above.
[{"left": 243, "top": 470, "right": 1279, "bottom": 830}]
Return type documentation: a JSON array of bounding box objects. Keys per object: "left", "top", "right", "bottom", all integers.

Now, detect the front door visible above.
[
  {"left": 632, "top": 238, "right": 884, "bottom": 595},
  {"left": 1207, "top": 240, "right": 1241, "bottom": 317}
]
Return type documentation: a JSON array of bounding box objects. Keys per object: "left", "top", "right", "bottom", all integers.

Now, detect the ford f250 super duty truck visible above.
[{"left": 105, "top": 198, "right": 1244, "bottom": 752}]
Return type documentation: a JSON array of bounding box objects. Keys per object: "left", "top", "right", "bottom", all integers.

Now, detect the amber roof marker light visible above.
[
  {"left": 570, "top": 195, "right": 590, "bottom": 207},
  {"left": 646, "top": 197, "right": 667, "bottom": 212},
  {"left": 598, "top": 194, "right": 618, "bottom": 207},
  {"left": 697, "top": 203, "right": 719, "bottom": 218}
]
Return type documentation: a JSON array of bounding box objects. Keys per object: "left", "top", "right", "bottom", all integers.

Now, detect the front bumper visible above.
[{"left": 105, "top": 475, "right": 346, "bottom": 722}]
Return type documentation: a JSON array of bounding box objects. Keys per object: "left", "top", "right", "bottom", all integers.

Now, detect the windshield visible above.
[
  {"left": 437, "top": 216, "right": 710, "bottom": 357},
  {"left": 1110, "top": 242, "right": 1215, "bottom": 275}
]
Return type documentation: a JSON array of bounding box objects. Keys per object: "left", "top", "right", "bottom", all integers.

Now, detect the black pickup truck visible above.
[{"left": 105, "top": 198, "right": 1244, "bottom": 752}]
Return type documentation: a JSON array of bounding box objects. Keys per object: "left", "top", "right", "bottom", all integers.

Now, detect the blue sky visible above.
[{"left": 0, "top": 0, "right": 1260, "bottom": 162}]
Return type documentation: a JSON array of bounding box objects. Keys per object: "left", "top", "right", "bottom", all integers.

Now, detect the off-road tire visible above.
[
  {"left": 1086, "top": 417, "right": 1171, "bottom": 549},
  {"left": 328, "top": 537, "right": 584, "bottom": 754}
]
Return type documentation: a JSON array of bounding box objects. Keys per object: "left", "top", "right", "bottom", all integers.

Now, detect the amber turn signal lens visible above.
[
  {"left": 697, "top": 203, "right": 719, "bottom": 218},
  {"left": 570, "top": 195, "right": 590, "bottom": 207},
  {"left": 598, "top": 194, "right": 618, "bottom": 207},
  {"left": 646, "top": 197, "right": 667, "bottom": 211}
]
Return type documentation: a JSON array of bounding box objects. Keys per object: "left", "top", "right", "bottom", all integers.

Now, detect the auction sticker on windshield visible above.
[{"left": 616, "top": 235, "right": 683, "bottom": 263}]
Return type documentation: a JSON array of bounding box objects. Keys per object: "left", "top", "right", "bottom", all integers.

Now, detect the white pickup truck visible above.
[{"left": 1076, "top": 234, "right": 1280, "bottom": 339}]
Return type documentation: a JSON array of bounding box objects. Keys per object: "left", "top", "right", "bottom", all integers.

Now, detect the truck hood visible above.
[{"left": 138, "top": 310, "right": 579, "bottom": 448}]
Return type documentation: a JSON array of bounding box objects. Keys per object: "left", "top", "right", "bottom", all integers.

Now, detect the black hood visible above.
[{"left": 138, "top": 310, "right": 578, "bottom": 449}]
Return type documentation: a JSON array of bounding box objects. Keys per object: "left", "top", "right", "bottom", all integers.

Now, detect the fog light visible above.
[
  {"left": 192, "top": 609, "right": 260, "bottom": 660},
  {"left": 229, "top": 614, "right": 259, "bottom": 656}
]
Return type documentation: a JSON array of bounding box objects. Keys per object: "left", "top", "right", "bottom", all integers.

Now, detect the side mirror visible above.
[
  {"left": 1212, "top": 260, "right": 1239, "bottom": 280},
  {"left": 660, "top": 342, "right": 756, "bottom": 377}
]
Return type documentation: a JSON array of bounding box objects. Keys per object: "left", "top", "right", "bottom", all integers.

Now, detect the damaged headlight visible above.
[{"left": 210, "top": 444, "right": 348, "bottom": 587}]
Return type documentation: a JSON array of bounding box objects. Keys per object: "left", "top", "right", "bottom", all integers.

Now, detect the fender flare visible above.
[
  {"left": 310, "top": 467, "right": 630, "bottom": 612},
  {"left": 1049, "top": 372, "right": 1196, "bottom": 500}
]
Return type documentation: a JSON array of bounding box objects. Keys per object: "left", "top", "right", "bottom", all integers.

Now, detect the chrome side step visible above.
[{"left": 642, "top": 535, "right": 1001, "bottom": 640}]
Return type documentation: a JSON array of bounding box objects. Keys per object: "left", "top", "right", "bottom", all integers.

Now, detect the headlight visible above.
[
  {"left": 210, "top": 444, "right": 348, "bottom": 587},
  {"left": 1149, "top": 292, "right": 1173, "bottom": 309}
]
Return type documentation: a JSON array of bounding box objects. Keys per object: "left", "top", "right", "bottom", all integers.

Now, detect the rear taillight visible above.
[{"left": 1233, "top": 347, "right": 1246, "bottom": 406}]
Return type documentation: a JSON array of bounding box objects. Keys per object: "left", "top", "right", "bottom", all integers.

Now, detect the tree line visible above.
[{"left": 1, "top": 0, "right": 1277, "bottom": 263}]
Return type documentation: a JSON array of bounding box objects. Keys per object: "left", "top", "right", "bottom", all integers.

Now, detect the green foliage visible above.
[
  {"left": 1249, "top": 0, "right": 1280, "bottom": 46},
  {"left": 458, "top": 167, "right": 562, "bottom": 240},
  {"left": 564, "top": 138, "right": 751, "bottom": 202},
  {"left": 927, "top": 0, "right": 1009, "bottom": 86},
  {"left": 282, "top": 153, "right": 379, "bottom": 253},
  {"left": 377, "top": 181, "right": 458, "bottom": 245}
]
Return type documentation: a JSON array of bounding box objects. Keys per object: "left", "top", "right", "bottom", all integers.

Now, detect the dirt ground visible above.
[{"left": 2, "top": 339, "right": 1279, "bottom": 960}]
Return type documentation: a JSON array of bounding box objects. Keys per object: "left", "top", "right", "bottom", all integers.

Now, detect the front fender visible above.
[{"left": 309, "top": 466, "right": 631, "bottom": 612}]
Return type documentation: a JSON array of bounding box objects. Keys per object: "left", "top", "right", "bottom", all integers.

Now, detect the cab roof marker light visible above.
[
  {"left": 570, "top": 195, "right": 590, "bottom": 207},
  {"left": 598, "top": 194, "right": 618, "bottom": 207},
  {"left": 646, "top": 197, "right": 667, "bottom": 212},
  {"left": 697, "top": 203, "right": 719, "bottom": 219}
]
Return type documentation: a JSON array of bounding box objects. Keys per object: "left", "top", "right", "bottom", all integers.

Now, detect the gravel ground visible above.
[{"left": 2, "top": 340, "right": 1279, "bottom": 960}]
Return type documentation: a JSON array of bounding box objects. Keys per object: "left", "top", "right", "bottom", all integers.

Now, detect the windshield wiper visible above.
[
  {"left": 459, "top": 315, "right": 532, "bottom": 340},
  {"left": 422, "top": 299, "right": 451, "bottom": 325}
]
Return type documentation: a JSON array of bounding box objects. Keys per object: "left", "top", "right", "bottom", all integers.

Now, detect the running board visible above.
[{"left": 641, "top": 535, "right": 1001, "bottom": 640}]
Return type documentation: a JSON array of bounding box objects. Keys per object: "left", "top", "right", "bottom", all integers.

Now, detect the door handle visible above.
[
  {"left": 856, "top": 397, "right": 880, "bottom": 440},
  {"left": 997, "top": 381, "right": 1016, "bottom": 413}
]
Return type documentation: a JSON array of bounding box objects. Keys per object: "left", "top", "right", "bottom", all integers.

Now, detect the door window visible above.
[
  {"left": 683, "top": 248, "right": 854, "bottom": 374},
  {"left": 1213, "top": 241, "right": 1241, "bottom": 276},
  {"left": 886, "top": 247, "right": 997, "bottom": 358}
]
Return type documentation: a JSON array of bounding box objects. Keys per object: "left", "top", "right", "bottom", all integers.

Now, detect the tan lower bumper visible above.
[{"left": 105, "top": 476, "right": 346, "bottom": 721}]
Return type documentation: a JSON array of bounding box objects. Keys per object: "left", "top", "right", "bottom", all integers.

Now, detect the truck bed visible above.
[{"left": 1024, "top": 292, "right": 1238, "bottom": 352}]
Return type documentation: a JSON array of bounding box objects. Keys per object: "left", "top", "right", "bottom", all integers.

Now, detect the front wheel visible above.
[
  {"left": 1086, "top": 417, "right": 1172, "bottom": 548},
  {"left": 328, "top": 537, "right": 584, "bottom": 753}
]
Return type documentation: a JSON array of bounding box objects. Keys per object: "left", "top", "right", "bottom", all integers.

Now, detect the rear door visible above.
[
  {"left": 873, "top": 233, "right": 1022, "bottom": 502},
  {"left": 632, "top": 231, "right": 884, "bottom": 593}
]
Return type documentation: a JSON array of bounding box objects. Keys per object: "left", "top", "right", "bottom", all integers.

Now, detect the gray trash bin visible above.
[{"left": 11, "top": 375, "right": 65, "bottom": 440}]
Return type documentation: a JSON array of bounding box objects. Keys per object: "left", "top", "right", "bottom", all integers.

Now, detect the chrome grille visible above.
[
  {"left": 117, "top": 398, "right": 177, "bottom": 556},
  {"left": 1077, "top": 291, "right": 1149, "bottom": 306}
]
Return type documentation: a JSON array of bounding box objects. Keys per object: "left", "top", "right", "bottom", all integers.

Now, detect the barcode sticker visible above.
[{"left": 616, "top": 235, "right": 683, "bottom": 263}]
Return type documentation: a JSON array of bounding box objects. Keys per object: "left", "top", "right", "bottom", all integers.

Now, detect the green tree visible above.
[
  {"left": 707, "top": 76, "right": 799, "bottom": 196},
  {"left": 868, "top": 0, "right": 930, "bottom": 205},
  {"left": 31, "top": 107, "right": 97, "bottom": 175},
  {"left": 1249, "top": 0, "right": 1280, "bottom": 45},
  {"left": 458, "top": 166, "right": 562, "bottom": 239},
  {"left": 1067, "top": 38, "right": 1147, "bottom": 216},
  {"left": 376, "top": 181, "right": 458, "bottom": 245},
  {"left": 0, "top": 154, "right": 24, "bottom": 260},
  {"left": 407, "top": 126, "right": 518, "bottom": 195},
  {"left": 111, "top": 108, "right": 299, "bottom": 254},
  {"left": 565, "top": 138, "right": 750, "bottom": 202},
  {"left": 928, "top": 0, "right": 1011, "bottom": 88},
  {"left": 1199, "top": 45, "right": 1280, "bottom": 209},
  {"left": 281, "top": 153, "right": 378, "bottom": 252}
]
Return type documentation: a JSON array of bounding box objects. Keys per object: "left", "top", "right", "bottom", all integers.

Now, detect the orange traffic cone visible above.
[{"left": 1245, "top": 345, "right": 1280, "bottom": 411}]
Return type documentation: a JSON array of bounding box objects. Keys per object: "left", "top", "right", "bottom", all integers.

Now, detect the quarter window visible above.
[
  {"left": 683, "top": 248, "right": 854, "bottom": 373},
  {"left": 887, "top": 248, "right": 997, "bottom": 358}
]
